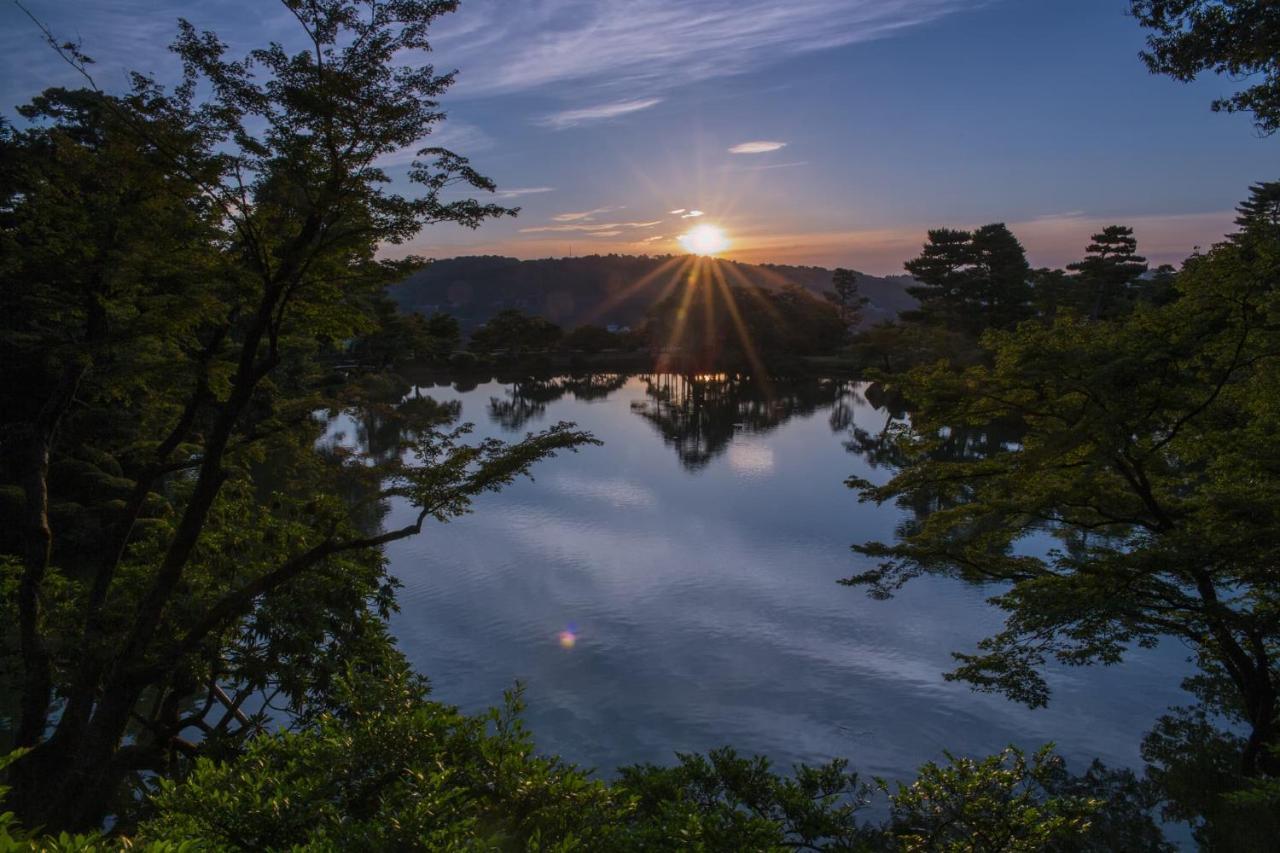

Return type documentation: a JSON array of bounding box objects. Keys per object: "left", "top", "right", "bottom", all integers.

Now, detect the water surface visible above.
[{"left": 374, "top": 373, "right": 1192, "bottom": 783}]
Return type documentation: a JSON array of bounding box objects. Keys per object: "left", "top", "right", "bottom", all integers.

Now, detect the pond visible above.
[{"left": 364, "top": 372, "right": 1193, "bottom": 784}]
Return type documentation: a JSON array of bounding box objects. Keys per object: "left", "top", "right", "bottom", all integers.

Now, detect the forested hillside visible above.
[{"left": 389, "top": 254, "right": 917, "bottom": 331}]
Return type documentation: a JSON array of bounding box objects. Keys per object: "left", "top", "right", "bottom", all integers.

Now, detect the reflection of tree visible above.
[
  {"left": 344, "top": 374, "right": 462, "bottom": 463},
  {"left": 564, "top": 372, "right": 628, "bottom": 402},
  {"left": 632, "top": 373, "right": 848, "bottom": 470},
  {"left": 301, "top": 374, "right": 464, "bottom": 537},
  {"left": 831, "top": 380, "right": 1024, "bottom": 528},
  {"left": 487, "top": 373, "right": 628, "bottom": 429}
]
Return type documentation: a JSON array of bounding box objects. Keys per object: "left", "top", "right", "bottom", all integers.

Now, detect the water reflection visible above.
[
  {"left": 334, "top": 371, "right": 1192, "bottom": 791},
  {"left": 631, "top": 373, "right": 851, "bottom": 470},
  {"left": 487, "top": 374, "right": 630, "bottom": 430}
]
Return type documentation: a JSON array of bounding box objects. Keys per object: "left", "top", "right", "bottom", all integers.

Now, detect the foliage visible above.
[
  {"left": 849, "top": 322, "right": 984, "bottom": 374},
  {"left": 1064, "top": 226, "right": 1149, "bottom": 320},
  {"left": 468, "top": 309, "right": 563, "bottom": 356},
  {"left": 560, "top": 324, "right": 636, "bottom": 354},
  {"left": 903, "top": 225, "right": 1032, "bottom": 334},
  {"left": 349, "top": 297, "right": 460, "bottom": 366},
  {"left": 0, "top": 0, "right": 596, "bottom": 832},
  {"left": 0, "top": 676, "right": 1170, "bottom": 851},
  {"left": 1132, "top": 0, "right": 1280, "bottom": 134},
  {"left": 847, "top": 185, "right": 1280, "bottom": 840},
  {"left": 646, "top": 280, "right": 846, "bottom": 370},
  {"left": 615, "top": 748, "right": 882, "bottom": 851},
  {"left": 390, "top": 255, "right": 917, "bottom": 335},
  {"left": 887, "top": 746, "right": 1160, "bottom": 853},
  {"left": 827, "top": 268, "right": 872, "bottom": 333}
]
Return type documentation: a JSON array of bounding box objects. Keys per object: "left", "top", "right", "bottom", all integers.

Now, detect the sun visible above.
[{"left": 678, "top": 223, "right": 730, "bottom": 256}]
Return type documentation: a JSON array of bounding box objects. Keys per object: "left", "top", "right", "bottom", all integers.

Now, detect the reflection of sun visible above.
[{"left": 678, "top": 223, "right": 730, "bottom": 256}]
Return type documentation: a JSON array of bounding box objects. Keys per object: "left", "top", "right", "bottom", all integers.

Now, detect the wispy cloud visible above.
[
  {"left": 537, "top": 97, "right": 662, "bottom": 129},
  {"left": 722, "top": 160, "right": 809, "bottom": 172},
  {"left": 552, "top": 206, "right": 620, "bottom": 222},
  {"left": 436, "top": 0, "right": 981, "bottom": 97},
  {"left": 680, "top": 210, "right": 705, "bottom": 219},
  {"left": 590, "top": 230, "right": 623, "bottom": 237},
  {"left": 496, "top": 186, "right": 557, "bottom": 198},
  {"left": 519, "top": 220, "right": 662, "bottom": 233},
  {"left": 729, "top": 140, "right": 787, "bottom": 154},
  {"left": 374, "top": 121, "right": 496, "bottom": 166}
]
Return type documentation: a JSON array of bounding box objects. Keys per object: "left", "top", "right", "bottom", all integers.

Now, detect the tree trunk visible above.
[{"left": 6, "top": 681, "right": 150, "bottom": 832}]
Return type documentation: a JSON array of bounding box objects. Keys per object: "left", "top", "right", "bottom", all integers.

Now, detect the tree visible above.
[
  {"left": 467, "top": 308, "right": 563, "bottom": 356},
  {"left": 0, "top": 0, "right": 594, "bottom": 831},
  {"left": 846, "top": 188, "right": 1280, "bottom": 791},
  {"left": 644, "top": 280, "right": 845, "bottom": 370},
  {"left": 1234, "top": 180, "right": 1280, "bottom": 235},
  {"left": 0, "top": 670, "right": 1168, "bottom": 850},
  {"left": 561, "top": 324, "right": 619, "bottom": 353},
  {"left": 1065, "top": 226, "right": 1148, "bottom": 319},
  {"left": 969, "top": 224, "right": 1034, "bottom": 330},
  {"left": 826, "top": 267, "right": 871, "bottom": 333},
  {"left": 903, "top": 225, "right": 1032, "bottom": 334},
  {"left": 887, "top": 746, "right": 1170, "bottom": 853},
  {"left": 1132, "top": 0, "right": 1280, "bottom": 134},
  {"left": 904, "top": 228, "right": 975, "bottom": 329}
]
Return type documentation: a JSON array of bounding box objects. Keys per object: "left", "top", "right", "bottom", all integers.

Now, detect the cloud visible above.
[
  {"left": 722, "top": 160, "right": 809, "bottom": 172},
  {"left": 680, "top": 210, "right": 705, "bottom": 219},
  {"left": 519, "top": 220, "right": 663, "bottom": 233},
  {"left": 371, "top": 120, "right": 496, "bottom": 166},
  {"left": 536, "top": 97, "right": 663, "bottom": 129},
  {"left": 640, "top": 234, "right": 667, "bottom": 243},
  {"left": 669, "top": 209, "right": 686, "bottom": 215},
  {"left": 496, "top": 186, "right": 557, "bottom": 198},
  {"left": 1032, "top": 210, "right": 1086, "bottom": 221},
  {"left": 391, "top": 209, "right": 1235, "bottom": 274},
  {"left": 435, "top": 0, "right": 982, "bottom": 98},
  {"left": 552, "top": 206, "right": 620, "bottom": 222},
  {"left": 729, "top": 140, "right": 787, "bottom": 154},
  {"left": 589, "top": 230, "right": 623, "bottom": 237}
]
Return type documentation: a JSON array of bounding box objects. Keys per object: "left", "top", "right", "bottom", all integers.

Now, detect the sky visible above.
[{"left": 2, "top": 0, "right": 1275, "bottom": 274}]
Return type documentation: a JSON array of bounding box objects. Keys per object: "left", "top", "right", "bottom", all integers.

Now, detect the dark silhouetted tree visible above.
[
  {"left": 848, "top": 189, "right": 1280, "bottom": 799},
  {"left": 0, "top": 0, "right": 593, "bottom": 831},
  {"left": 1066, "top": 225, "right": 1148, "bottom": 319},
  {"left": 904, "top": 225, "right": 1032, "bottom": 333},
  {"left": 1132, "top": 0, "right": 1280, "bottom": 134},
  {"left": 904, "top": 228, "right": 974, "bottom": 329},
  {"left": 970, "top": 223, "right": 1034, "bottom": 330},
  {"left": 468, "top": 309, "right": 562, "bottom": 355},
  {"left": 826, "top": 267, "right": 871, "bottom": 333}
]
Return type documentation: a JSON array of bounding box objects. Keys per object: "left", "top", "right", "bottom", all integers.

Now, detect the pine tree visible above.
[
  {"left": 1066, "top": 226, "right": 1148, "bottom": 320},
  {"left": 904, "top": 228, "right": 974, "bottom": 330},
  {"left": 970, "top": 223, "right": 1033, "bottom": 330},
  {"left": 828, "top": 268, "right": 870, "bottom": 333}
]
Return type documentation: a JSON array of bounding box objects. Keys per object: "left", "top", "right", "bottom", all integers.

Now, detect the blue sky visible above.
[{"left": 2, "top": 0, "right": 1274, "bottom": 273}]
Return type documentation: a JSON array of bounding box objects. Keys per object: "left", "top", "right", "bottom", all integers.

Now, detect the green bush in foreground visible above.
[{"left": 0, "top": 670, "right": 1169, "bottom": 852}]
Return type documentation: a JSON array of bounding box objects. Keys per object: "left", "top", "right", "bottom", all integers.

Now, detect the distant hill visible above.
[{"left": 389, "top": 255, "right": 917, "bottom": 332}]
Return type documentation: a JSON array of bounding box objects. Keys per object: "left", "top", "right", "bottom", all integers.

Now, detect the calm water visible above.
[{"left": 368, "top": 373, "right": 1193, "bottom": 784}]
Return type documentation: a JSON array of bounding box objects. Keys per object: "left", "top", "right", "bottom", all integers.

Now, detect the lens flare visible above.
[
  {"left": 678, "top": 224, "right": 730, "bottom": 256},
  {"left": 558, "top": 626, "right": 578, "bottom": 648}
]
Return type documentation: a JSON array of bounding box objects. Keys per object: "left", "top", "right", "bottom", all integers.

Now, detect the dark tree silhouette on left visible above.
[{"left": 0, "top": 0, "right": 596, "bottom": 831}]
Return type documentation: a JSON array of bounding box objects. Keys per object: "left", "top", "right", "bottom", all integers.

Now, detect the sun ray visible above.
[
  {"left": 720, "top": 260, "right": 789, "bottom": 329},
  {"left": 709, "top": 262, "right": 773, "bottom": 399},
  {"left": 664, "top": 258, "right": 711, "bottom": 361},
  {"left": 577, "top": 254, "right": 689, "bottom": 327}
]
